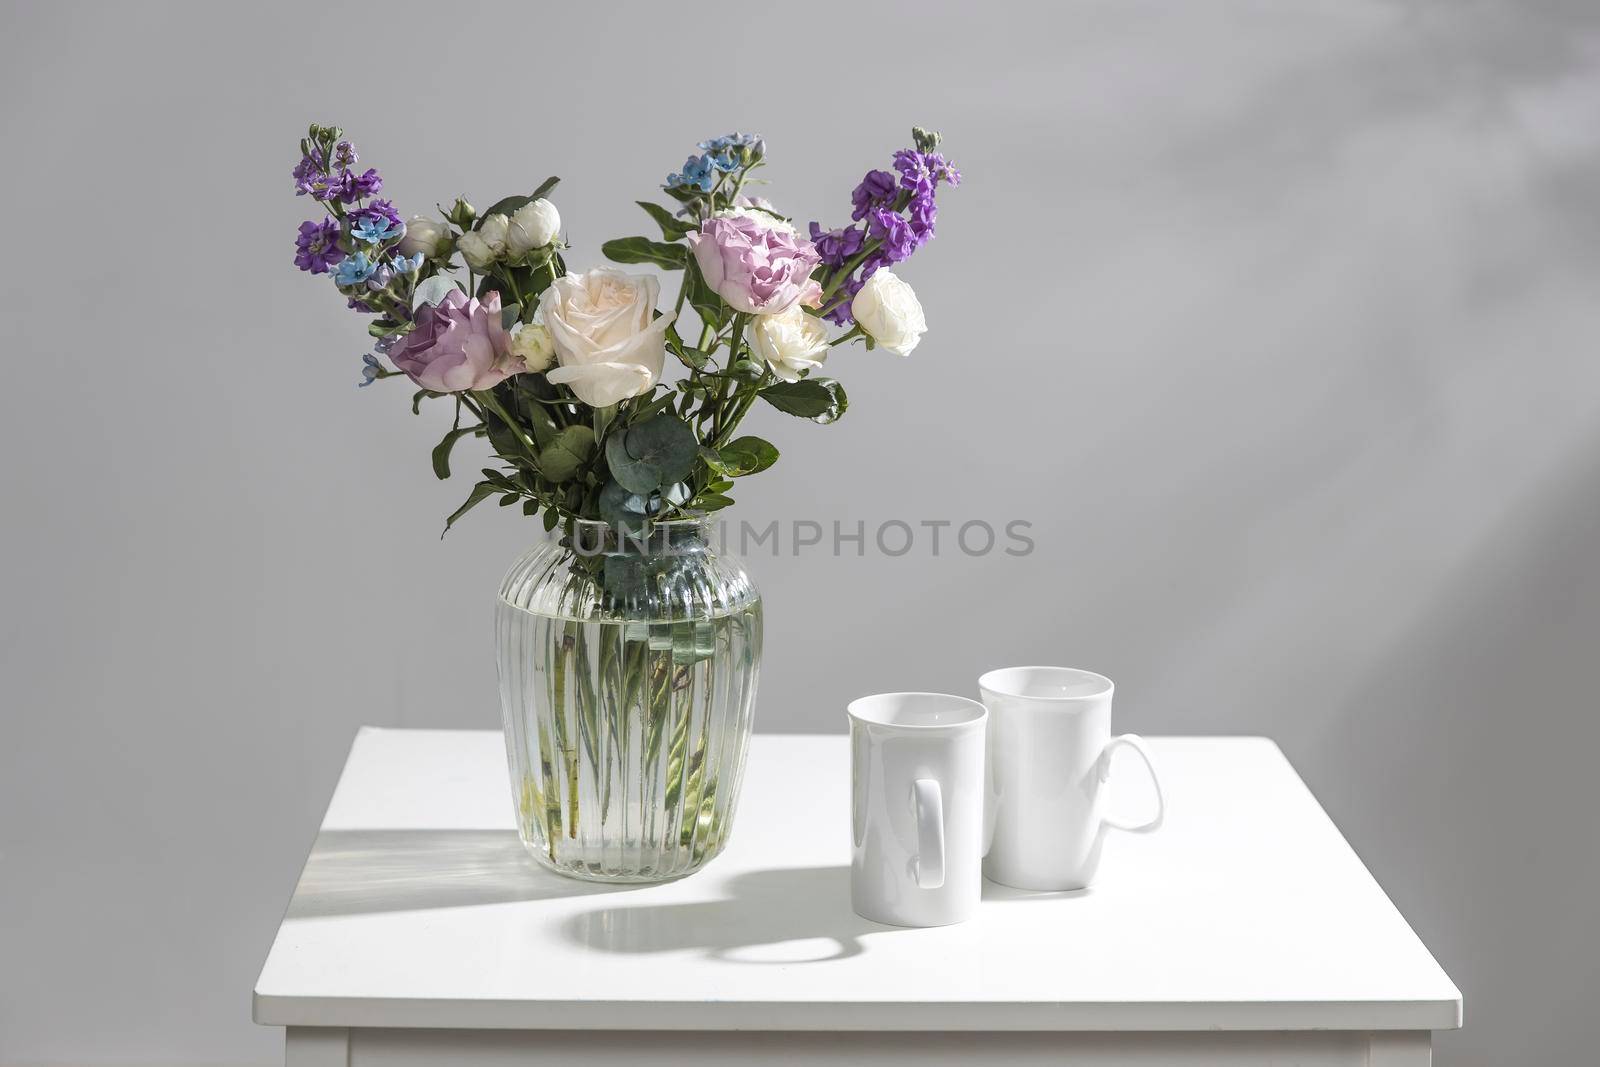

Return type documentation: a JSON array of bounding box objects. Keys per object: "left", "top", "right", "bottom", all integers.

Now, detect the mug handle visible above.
[
  {"left": 912, "top": 778, "right": 946, "bottom": 888},
  {"left": 1099, "top": 734, "right": 1166, "bottom": 833}
]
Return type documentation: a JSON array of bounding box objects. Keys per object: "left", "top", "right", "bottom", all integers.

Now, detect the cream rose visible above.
[
  {"left": 455, "top": 231, "right": 495, "bottom": 271},
  {"left": 539, "top": 268, "right": 675, "bottom": 407},
  {"left": 506, "top": 198, "right": 561, "bottom": 256},
  {"left": 851, "top": 269, "right": 926, "bottom": 356},
  {"left": 749, "top": 304, "right": 829, "bottom": 382},
  {"left": 458, "top": 213, "right": 511, "bottom": 271},
  {"left": 508, "top": 321, "right": 555, "bottom": 373},
  {"left": 396, "top": 215, "right": 452, "bottom": 259}
]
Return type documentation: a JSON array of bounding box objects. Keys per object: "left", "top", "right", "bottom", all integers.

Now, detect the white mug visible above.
[
  {"left": 847, "top": 692, "right": 987, "bottom": 927},
  {"left": 979, "top": 666, "right": 1165, "bottom": 891}
]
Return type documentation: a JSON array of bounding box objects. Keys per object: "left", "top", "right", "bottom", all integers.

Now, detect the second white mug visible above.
[{"left": 980, "top": 666, "right": 1165, "bottom": 891}]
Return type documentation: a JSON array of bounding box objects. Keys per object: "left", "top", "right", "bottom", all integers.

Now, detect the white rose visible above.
[
  {"left": 505, "top": 198, "right": 561, "bottom": 256},
  {"left": 397, "top": 215, "right": 451, "bottom": 259},
  {"left": 850, "top": 269, "right": 926, "bottom": 357},
  {"left": 458, "top": 213, "right": 511, "bottom": 270},
  {"left": 477, "top": 212, "right": 510, "bottom": 251},
  {"left": 716, "top": 204, "right": 797, "bottom": 238},
  {"left": 508, "top": 321, "right": 555, "bottom": 373},
  {"left": 538, "top": 268, "right": 676, "bottom": 407},
  {"left": 749, "top": 304, "right": 829, "bottom": 382},
  {"left": 455, "top": 231, "right": 496, "bottom": 272}
]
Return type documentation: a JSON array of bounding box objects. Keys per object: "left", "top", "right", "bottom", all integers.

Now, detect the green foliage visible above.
[
  {"left": 537, "top": 425, "right": 595, "bottom": 483},
  {"left": 604, "top": 414, "right": 698, "bottom": 494},
  {"left": 431, "top": 425, "right": 481, "bottom": 480},
  {"left": 637, "top": 201, "right": 694, "bottom": 239},
  {"left": 759, "top": 378, "right": 849, "bottom": 423},
  {"left": 718, "top": 436, "right": 779, "bottom": 476},
  {"left": 442, "top": 481, "right": 498, "bottom": 537},
  {"left": 601, "top": 237, "right": 688, "bottom": 270}
]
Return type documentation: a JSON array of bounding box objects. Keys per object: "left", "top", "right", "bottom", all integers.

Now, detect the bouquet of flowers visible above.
[{"left": 290, "top": 124, "right": 960, "bottom": 537}]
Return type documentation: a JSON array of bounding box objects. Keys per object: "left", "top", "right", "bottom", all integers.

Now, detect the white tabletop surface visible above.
[{"left": 253, "top": 729, "right": 1461, "bottom": 1032}]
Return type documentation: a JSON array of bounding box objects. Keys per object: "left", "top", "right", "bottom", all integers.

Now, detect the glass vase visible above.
[{"left": 495, "top": 518, "right": 761, "bottom": 883}]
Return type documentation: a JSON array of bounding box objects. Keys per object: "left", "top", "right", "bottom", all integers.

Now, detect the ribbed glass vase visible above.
[{"left": 495, "top": 518, "right": 761, "bottom": 883}]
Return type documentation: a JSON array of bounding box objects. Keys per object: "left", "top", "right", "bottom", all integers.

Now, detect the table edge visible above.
[{"left": 253, "top": 990, "right": 1463, "bottom": 1032}]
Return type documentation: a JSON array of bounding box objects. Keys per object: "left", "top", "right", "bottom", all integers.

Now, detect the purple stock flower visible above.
[
  {"left": 808, "top": 222, "right": 866, "bottom": 267},
  {"left": 293, "top": 218, "right": 345, "bottom": 274},
  {"left": 333, "top": 140, "right": 357, "bottom": 168},
  {"left": 292, "top": 153, "right": 321, "bottom": 196},
  {"left": 336, "top": 167, "right": 383, "bottom": 203},
  {"left": 850, "top": 169, "right": 897, "bottom": 221},
  {"left": 893, "top": 149, "right": 961, "bottom": 197},
  {"left": 867, "top": 207, "right": 917, "bottom": 265},
  {"left": 908, "top": 192, "right": 938, "bottom": 243}
]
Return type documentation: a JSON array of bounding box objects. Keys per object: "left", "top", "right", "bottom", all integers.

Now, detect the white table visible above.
[{"left": 254, "top": 729, "right": 1460, "bottom": 1066}]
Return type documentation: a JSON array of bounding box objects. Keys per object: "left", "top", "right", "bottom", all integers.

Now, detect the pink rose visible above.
[
  {"left": 388, "top": 289, "right": 521, "bottom": 393},
  {"left": 687, "top": 214, "right": 822, "bottom": 316}
]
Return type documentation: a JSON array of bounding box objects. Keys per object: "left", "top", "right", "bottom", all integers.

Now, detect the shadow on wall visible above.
[{"left": 1308, "top": 424, "right": 1600, "bottom": 1067}]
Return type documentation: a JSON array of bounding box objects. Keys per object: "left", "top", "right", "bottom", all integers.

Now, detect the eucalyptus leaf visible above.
[
  {"left": 605, "top": 432, "right": 659, "bottom": 495},
  {"left": 599, "top": 479, "right": 649, "bottom": 533},
  {"left": 412, "top": 275, "right": 462, "bottom": 310},
  {"left": 626, "top": 414, "right": 698, "bottom": 484},
  {"left": 601, "top": 236, "right": 688, "bottom": 270},
  {"left": 760, "top": 377, "right": 849, "bottom": 424},
  {"left": 537, "top": 425, "right": 595, "bottom": 483}
]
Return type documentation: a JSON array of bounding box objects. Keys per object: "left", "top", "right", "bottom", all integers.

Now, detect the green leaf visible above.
[
  {"left": 522, "top": 498, "right": 538, "bottom": 517},
  {"left": 601, "top": 236, "right": 687, "bottom": 270},
  {"left": 695, "top": 492, "right": 736, "bottom": 511},
  {"left": 537, "top": 425, "right": 595, "bottom": 483},
  {"left": 665, "top": 328, "right": 711, "bottom": 371},
  {"left": 636, "top": 200, "right": 694, "bottom": 239},
  {"left": 498, "top": 492, "right": 520, "bottom": 506},
  {"left": 441, "top": 481, "right": 497, "bottom": 537},
  {"left": 760, "top": 378, "right": 849, "bottom": 424},
  {"left": 430, "top": 425, "right": 480, "bottom": 480},
  {"left": 542, "top": 506, "right": 560, "bottom": 531},
  {"left": 605, "top": 432, "right": 658, "bottom": 495},
  {"left": 626, "top": 414, "right": 699, "bottom": 483},
  {"left": 599, "top": 479, "right": 649, "bottom": 533},
  {"left": 699, "top": 445, "right": 733, "bottom": 476},
  {"left": 719, "top": 435, "right": 779, "bottom": 476},
  {"left": 684, "top": 260, "right": 723, "bottom": 330}
]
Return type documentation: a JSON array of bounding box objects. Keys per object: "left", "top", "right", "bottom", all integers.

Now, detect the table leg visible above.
[
  {"left": 286, "top": 1026, "right": 349, "bottom": 1067},
  {"left": 1368, "top": 1031, "right": 1431, "bottom": 1066}
]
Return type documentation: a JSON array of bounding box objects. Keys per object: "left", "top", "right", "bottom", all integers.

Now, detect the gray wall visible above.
[{"left": 2, "top": 1, "right": 1597, "bottom": 1063}]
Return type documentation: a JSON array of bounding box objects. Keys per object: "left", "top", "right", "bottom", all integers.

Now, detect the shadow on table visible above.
[
  {"left": 286, "top": 829, "right": 627, "bottom": 919},
  {"left": 561, "top": 865, "right": 897, "bottom": 963}
]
